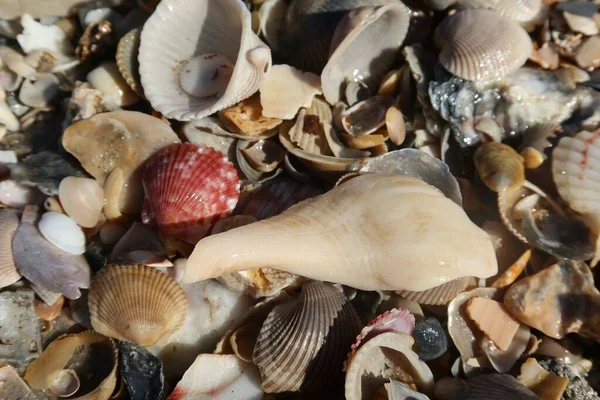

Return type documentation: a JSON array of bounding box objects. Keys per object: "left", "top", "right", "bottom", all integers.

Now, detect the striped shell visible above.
[
  {"left": 252, "top": 281, "right": 361, "bottom": 393},
  {"left": 434, "top": 9, "right": 532, "bottom": 83},
  {"left": 0, "top": 209, "right": 21, "bottom": 288},
  {"left": 88, "top": 264, "right": 189, "bottom": 346},
  {"left": 116, "top": 28, "right": 144, "bottom": 97},
  {"left": 456, "top": 0, "right": 542, "bottom": 22},
  {"left": 396, "top": 277, "right": 470, "bottom": 305},
  {"left": 142, "top": 143, "right": 240, "bottom": 243},
  {"left": 466, "top": 374, "right": 539, "bottom": 399},
  {"left": 552, "top": 129, "right": 600, "bottom": 215}
]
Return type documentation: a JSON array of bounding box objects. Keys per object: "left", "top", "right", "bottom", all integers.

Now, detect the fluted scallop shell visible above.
[
  {"left": 88, "top": 264, "right": 189, "bottom": 346},
  {"left": 322, "top": 3, "right": 410, "bottom": 105},
  {"left": 456, "top": 0, "right": 542, "bottom": 22},
  {"left": 0, "top": 209, "right": 21, "bottom": 288},
  {"left": 58, "top": 177, "right": 104, "bottom": 228},
  {"left": 142, "top": 143, "right": 240, "bottom": 243},
  {"left": 116, "top": 28, "right": 144, "bottom": 98},
  {"left": 252, "top": 281, "right": 361, "bottom": 393},
  {"left": 24, "top": 331, "right": 118, "bottom": 400},
  {"left": 434, "top": 9, "right": 532, "bottom": 83},
  {"left": 475, "top": 142, "right": 525, "bottom": 193},
  {"left": 552, "top": 129, "right": 600, "bottom": 215},
  {"left": 139, "top": 0, "right": 272, "bottom": 121},
  {"left": 396, "top": 277, "right": 470, "bottom": 305}
]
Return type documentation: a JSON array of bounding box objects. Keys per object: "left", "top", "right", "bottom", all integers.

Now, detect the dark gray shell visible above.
[{"left": 117, "top": 341, "right": 164, "bottom": 400}]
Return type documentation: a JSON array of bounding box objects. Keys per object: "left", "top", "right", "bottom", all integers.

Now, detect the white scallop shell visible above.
[
  {"left": 38, "top": 212, "right": 86, "bottom": 255},
  {"left": 321, "top": 3, "right": 410, "bottom": 105},
  {"left": 139, "top": 0, "right": 272, "bottom": 121}
]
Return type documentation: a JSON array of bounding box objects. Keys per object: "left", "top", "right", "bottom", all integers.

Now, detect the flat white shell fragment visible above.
[
  {"left": 260, "top": 64, "right": 321, "bottom": 119},
  {"left": 38, "top": 212, "right": 86, "bottom": 255},
  {"left": 17, "top": 14, "right": 72, "bottom": 57}
]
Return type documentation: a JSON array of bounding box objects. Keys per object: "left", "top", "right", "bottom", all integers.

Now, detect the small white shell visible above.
[
  {"left": 139, "top": 0, "right": 272, "bottom": 121},
  {"left": 87, "top": 62, "right": 140, "bottom": 107},
  {"left": 58, "top": 177, "right": 104, "bottom": 228},
  {"left": 38, "top": 212, "right": 86, "bottom": 255},
  {"left": 19, "top": 73, "right": 60, "bottom": 108},
  {"left": 259, "top": 64, "right": 321, "bottom": 119},
  {"left": 0, "top": 46, "right": 36, "bottom": 79},
  {"left": 0, "top": 180, "right": 43, "bottom": 208},
  {"left": 16, "top": 14, "right": 72, "bottom": 57}
]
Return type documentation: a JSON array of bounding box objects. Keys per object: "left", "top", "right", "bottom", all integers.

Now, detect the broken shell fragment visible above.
[
  {"left": 87, "top": 62, "right": 140, "bottom": 107},
  {"left": 38, "top": 211, "right": 86, "bottom": 255},
  {"left": 0, "top": 209, "right": 22, "bottom": 288},
  {"left": 259, "top": 64, "right": 321, "bottom": 119},
  {"left": 253, "top": 281, "right": 361, "bottom": 392},
  {"left": 118, "top": 341, "right": 164, "bottom": 400},
  {"left": 88, "top": 264, "right": 189, "bottom": 346},
  {"left": 237, "top": 140, "right": 285, "bottom": 183},
  {"left": 474, "top": 142, "right": 525, "bottom": 193},
  {"left": 219, "top": 94, "right": 282, "bottom": 137},
  {"left": 182, "top": 175, "right": 498, "bottom": 291},
  {"left": 466, "top": 297, "right": 520, "bottom": 351},
  {"left": 58, "top": 177, "right": 104, "bottom": 229},
  {"left": 168, "top": 354, "right": 263, "bottom": 400},
  {"left": 491, "top": 249, "right": 530, "bottom": 288},
  {"left": 481, "top": 324, "right": 530, "bottom": 374},
  {"left": 517, "top": 357, "right": 569, "bottom": 400},
  {"left": 34, "top": 295, "right": 64, "bottom": 321},
  {"left": 504, "top": 260, "right": 600, "bottom": 340},
  {"left": 434, "top": 9, "right": 532, "bottom": 82},
  {"left": 139, "top": 0, "right": 272, "bottom": 121}
]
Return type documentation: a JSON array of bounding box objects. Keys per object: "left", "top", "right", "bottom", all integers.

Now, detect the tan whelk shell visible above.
[
  {"left": 434, "top": 9, "right": 532, "bottom": 82},
  {"left": 253, "top": 281, "right": 361, "bottom": 393},
  {"left": 88, "top": 264, "right": 189, "bottom": 346}
]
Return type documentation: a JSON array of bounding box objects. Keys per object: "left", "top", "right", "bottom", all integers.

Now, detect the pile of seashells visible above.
[{"left": 1, "top": 0, "right": 600, "bottom": 399}]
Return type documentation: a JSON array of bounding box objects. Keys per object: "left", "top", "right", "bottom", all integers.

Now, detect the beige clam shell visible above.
[
  {"left": 58, "top": 177, "right": 104, "bottom": 228},
  {"left": 0, "top": 209, "right": 21, "bottom": 288},
  {"left": 434, "top": 9, "right": 532, "bottom": 83},
  {"left": 252, "top": 281, "right": 361, "bottom": 393},
  {"left": 88, "top": 264, "right": 189, "bottom": 346},
  {"left": 24, "top": 330, "right": 118, "bottom": 400},
  {"left": 139, "top": 0, "right": 272, "bottom": 121}
]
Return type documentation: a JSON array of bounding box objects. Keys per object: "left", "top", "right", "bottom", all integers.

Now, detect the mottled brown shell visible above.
[
  {"left": 434, "top": 9, "right": 532, "bottom": 82},
  {"left": 88, "top": 264, "right": 189, "bottom": 346},
  {"left": 475, "top": 142, "right": 525, "bottom": 193}
]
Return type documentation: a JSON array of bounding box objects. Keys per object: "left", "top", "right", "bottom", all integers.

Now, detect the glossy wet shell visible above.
[
  {"left": 0, "top": 210, "right": 21, "bottom": 288},
  {"left": 252, "top": 281, "right": 361, "bottom": 393},
  {"left": 475, "top": 142, "right": 525, "bottom": 193},
  {"left": 88, "top": 264, "right": 189, "bottom": 346},
  {"left": 58, "top": 177, "right": 104, "bottom": 229},
  {"left": 116, "top": 28, "right": 144, "bottom": 97},
  {"left": 434, "top": 9, "right": 532, "bottom": 82}
]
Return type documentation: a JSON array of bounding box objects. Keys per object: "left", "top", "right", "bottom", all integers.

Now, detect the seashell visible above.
[
  {"left": 386, "top": 106, "right": 407, "bottom": 146},
  {"left": 396, "top": 277, "right": 470, "bottom": 305},
  {"left": 259, "top": 64, "right": 321, "bottom": 119},
  {"left": 217, "top": 265, "right": 304, "bottom": 298},
  {"left": 253, "top": 281, "right": 361, "bottom": 392},
  {"left": 345, "top": 332, "right": 434, "bottom": 400},
  {"left": 76, "top": 20, "right": 116, "bottom": 63},
  {"left": 0, "top": 46, "right": 36, "bottom": 79},
  {"left": 341, "top": 130, "right": 387, "bottom": 149},
  {"left": 24, "top": 330, "right": 118, "bottom": 400},
  {"left": 455, "top": 0, "right": 542, "bottom": 22},
  {"left": 434, "top": 377, "right": 469, "bottom": 400},
  {"left": 181, "top": 121, "right": 237, "bottom": 159},
  {"left": 58, "top": 177, "right": 104, "bottom": 229},
  {"left": 168, "top": 354, "right": 263, "bottom": 400},
  {"left": 323, "top": 123, "right": 371, "bottom": 159},
  {"left": 44, "top": 196, "right": 64, "bottom": 213},
  {"left": 142, "top": 143, "right": 240, "bottom": 243},
  {"left": 448, "top": 287, "right": 502, "bottom": 376},
  {"left": 412, "top": 317, "right": 448, "bottom": 361},
  {"left": 109, "top": 222, "right": 166, "bottom": 265},
  {"left": 38, "top": 211, "right": 86, "bottom": 255},
  {"left": 48, "top": 368, "right": 80, "bottom": 397},
  {"left": 219, "top": 94, "right": 282, "bottom": 137},
  {"left": 284, "top": 109, "right": 330, "bottom": 155},
  {"left": 434, "top": 9, "right": 532, "bottom": 83},
  {"left": 465, "top": 297, "right": 520, "bottom": 351},
  {"left": 13, "top": 206, "right": 91, "bottom": 301},
  {"left": 18, "top": 74, "right": 60, "bottom": 108},
  {"left": 504, "top": 259, "right": 600, "bottom": 340},
  {"left": 139, "top": 0, "right": 272, "bottom": 121},
  {"left": 116, "top": 28, "right": 144, "bottom": 97},
  {"left": 17, "top": 14, "right": 72, "bottom": 57},
  {"left": 0, "top": 67, "right": 23, "bottom": 95},
  {"left": 183, "top": 175, "right": 498, "bottom": 291},
  {"left": 237, "top": 140, "right": 285, "bottom": 184},
  {"left": 481, "top": 324, "right": 530, "bottom": 374},
  {"left": 89, "top": 264, "right": 188, "bottom": 346},
  {"left": 345, "top": 79, "right": 371, "bottom": 106},
  {"left": 321, "top": 3, "right": 410, "bottom": 105},
  {"left": 341, "top": 95, "right": 394, "bottom": 136},
  {"left": 0, "top": 210, "right": 22, "bottom": 288},
  {"left": 361, "top": 148, "right": 463, "bottom": 206},
  {"left": 87, "top": 62, "right": 140, "bottom": 107},
  {"left": 517, "top": 357, "right": 569, "bottom": 400},
  {"left": 520, "top": 147, "right": 544, "bottom": 169},
  {"left": 474, "top": 142, "right": 525, "bottom": 192},
  {"left": 34, "top": 295, "right": 64, "bottom": 321},
  {"left": 0, "top": 180, "right": 44, "bottom": 208},
  {"left": 0, "top": 365, "right": 36, "bottom": 399},
  {"left": 103, "top": 167, "right": 124, "bottom": 221},
  {"left": 575, "top": 36, "right": 600, "bottom": 70},
  {"left": 491, "top": 249, "right": 530, "bottom": 288},
  {"left": 386, "top": 380, "right": 431, "bottom": 400},
  {"left": 118, "top": 341, "right": 164, "bottom": 400},
  {"left": 62, "top": 111, "right": 181, "bottom": 215},
  {"left": 465, "top": 374, "right": 539, "bottom": 399}
]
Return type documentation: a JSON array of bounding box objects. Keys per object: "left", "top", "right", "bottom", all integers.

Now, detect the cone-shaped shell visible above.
[
  {"left": 321, "top": 3, "right": 410, "bottom": 105},
  {"left": 142, "top": 143, "right": 240, "bottom": 243},
  {"left": 88, "top": 264, "right": 189, "bottom": 346},
  {"left": 139, "top": 0, "right": 272, "bottom": 121},
  {"left": 434, "top": 9, "right": 532, "bottom": 83},
  {"left": 182, "top": 174, "right": 498, "bottom": 291},
  {"left": 252, "top": 281, "right": 361, "bottom": 393},
  {"left": 0, "top": 209, "right": 21, "bottom": 288}
]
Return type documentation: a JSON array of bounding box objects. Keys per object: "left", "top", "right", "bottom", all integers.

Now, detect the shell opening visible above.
[
  {"left": 179, "top": 53, "right": 234, "bottom": 98},
  {"left": 48, "top": 369, "right": 80, "bottom": 398}
]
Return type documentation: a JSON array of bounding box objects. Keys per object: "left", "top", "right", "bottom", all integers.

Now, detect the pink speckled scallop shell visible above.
[{"left": 142, "top": 143, "right": 240, "bottom": 243}]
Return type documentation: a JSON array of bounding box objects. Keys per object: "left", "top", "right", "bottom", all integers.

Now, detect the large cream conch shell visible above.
[
  {"left": 182, "top": 174, "right": 497, "bottom": 291},
  {"left": 139, "top": 0, "right": 272, "bottom": 121}
]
